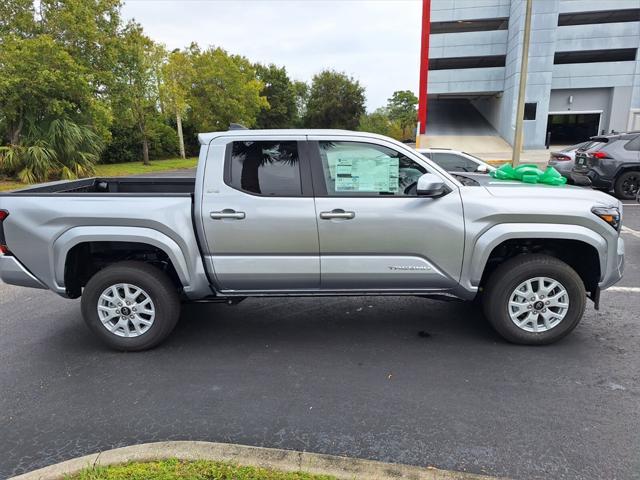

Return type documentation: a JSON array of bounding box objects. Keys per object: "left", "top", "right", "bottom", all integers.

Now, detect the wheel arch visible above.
[
  {"left": 53, "top": 226, "right": 191, "bottom": 298},
  {"left": 467, "top": 224, "right": 606, "bottom": 295}
]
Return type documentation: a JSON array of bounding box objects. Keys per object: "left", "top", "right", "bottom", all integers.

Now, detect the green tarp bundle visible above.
[{"left": 489, "top": 163, "right": 567, "bottom": 186}]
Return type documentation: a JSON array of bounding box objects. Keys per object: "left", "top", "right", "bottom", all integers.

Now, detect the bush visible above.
[
  {"left": 0, "top": 118, "right": 101, "bottom": 183},
  {"left": 101, "top": 121, "right": 179, "bottom": 164}
]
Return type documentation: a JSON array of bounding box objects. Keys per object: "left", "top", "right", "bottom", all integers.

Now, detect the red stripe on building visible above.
[{"left": 417, "top": 0, "right": 431, "bottom": 136}]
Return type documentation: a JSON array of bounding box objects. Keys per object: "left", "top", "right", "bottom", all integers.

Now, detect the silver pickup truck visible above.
[{"left": 0, "top": 129, "right": 625, "bottom": 350}]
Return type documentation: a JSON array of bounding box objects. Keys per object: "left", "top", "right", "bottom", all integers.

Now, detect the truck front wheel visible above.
[
  {"left": 483, "top": 254, "right": 586, "bottom": 345},
  {"left": 81, "top": 261, "right": 181, "bottom": 351}
]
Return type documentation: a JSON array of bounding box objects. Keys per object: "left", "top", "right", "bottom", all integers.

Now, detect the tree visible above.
[
  {"left": 303, "top": 70, "right": 365, "bottom": 130},
  {"left": 0, "top": 35, "right": 93, "bottom": 144},
  {"left": 112, "top": 23, "right": 164, "bottom": 165},
  {"left": 387, "top": 90, "right": 418, "bottom": 140},
  {"left": 291, "top": 80, "right": 308, "bottom": 127},
  {"left": 39, "top": 0, "right": 122, "bottom": 89},
  {"left": 358, "top": 108, "right": 403, "bottom": 140},
  {"left": 0, "top": 0, "right": 37, "bottom": 38},
  {"left": 254, "top": 63, "right": 297, "bottom": 129},
  {"left": 161, "top": 49, "right": 194, "bottom": 158},
  {"left": 188, "top": 46, "right": 267, "bottom": 132}
]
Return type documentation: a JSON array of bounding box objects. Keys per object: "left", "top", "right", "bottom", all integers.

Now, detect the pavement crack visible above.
[{"left": 92, "top": 450, "right": 102, "bottom": 469}]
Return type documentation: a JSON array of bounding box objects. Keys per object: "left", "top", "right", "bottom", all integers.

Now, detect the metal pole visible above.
[{"left": 512, "top": 0, "right": 533, "bottom": 166}]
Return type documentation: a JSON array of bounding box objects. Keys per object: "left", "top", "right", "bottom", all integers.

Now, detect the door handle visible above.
[
  {"left": 210, "top": 209, "right": 246, "bottom": 220},
  {"left": 319, "top": 209, "right": 355, "bottom": 220}
]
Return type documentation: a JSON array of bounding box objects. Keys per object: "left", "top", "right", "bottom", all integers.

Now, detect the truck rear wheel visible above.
[
  {"left": 81, "top": 261, "right": 180, "bottom": 351},
  {"left": 482, "top": 254, "right": 586, "bottom": 345}
]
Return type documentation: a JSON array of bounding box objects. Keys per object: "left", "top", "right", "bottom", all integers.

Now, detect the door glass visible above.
[
  {"left": 227, "top": 141, "right": 301, "bottom": 196},
  {"left": 430, "top": 152, "right": 478, "bottom": 172},
  {"left": 318, "top": 141, "right": 426, "bottom": 196}
]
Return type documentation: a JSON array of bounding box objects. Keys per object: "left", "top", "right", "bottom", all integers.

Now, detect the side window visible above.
[
  {"left": 227, "top": 141, "right": 301, "bottom": 196},
  {"left": 623, "top": 136, "right": 640, "bottom": 151},
  {"left": 318, "top": 141, "right": 426, "bottom": 196},
  {"left": 430, "top": 152, "right": 478, "bottom": 172}
]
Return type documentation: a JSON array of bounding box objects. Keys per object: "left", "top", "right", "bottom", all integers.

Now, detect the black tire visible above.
[
  {"left": 482, "top": 254, "right": 586, "bottom": 345},
  {"left": 614, "top": 171, "right": 640, "bottom": 200},
  {"left": 81, "top": 261, "right": 181, "bottom": 351}
]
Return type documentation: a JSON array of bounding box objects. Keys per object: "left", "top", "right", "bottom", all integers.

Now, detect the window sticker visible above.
[{"left": 333, "top": 156, "right": 400, "bottom": 193}]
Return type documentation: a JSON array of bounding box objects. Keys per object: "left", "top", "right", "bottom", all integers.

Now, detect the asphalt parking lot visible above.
[{"left": 1, "top": 202, "right": 639, "bottom": 480}]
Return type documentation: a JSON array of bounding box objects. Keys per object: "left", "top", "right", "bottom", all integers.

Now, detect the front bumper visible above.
[
  {"left": 0, "top": 255, "right": 47, "bottom": 289},
  {"left": 599, "top": 236, "right": 625, "bottom": 290}
]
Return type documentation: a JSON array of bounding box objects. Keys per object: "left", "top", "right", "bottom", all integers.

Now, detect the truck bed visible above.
[{"left": 1, "top": 177, "right": 195, "bottom": 195}]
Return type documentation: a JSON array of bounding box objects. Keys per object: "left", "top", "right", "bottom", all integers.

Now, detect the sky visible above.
[{"left": 121, "top": 0, "right": 423, "bottom": 110}]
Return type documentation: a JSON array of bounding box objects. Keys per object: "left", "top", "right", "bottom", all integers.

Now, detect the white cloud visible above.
[{"left": 122, "top": 0, "right": 422, "bottom": 109}]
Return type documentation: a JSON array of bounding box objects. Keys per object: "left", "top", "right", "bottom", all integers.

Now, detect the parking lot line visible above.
[
  {"left": 622, "top": 226, "right": 640, "bottom": 239},
  {"left": 608, "top": 286, "right": 640, "bottom": 293}
]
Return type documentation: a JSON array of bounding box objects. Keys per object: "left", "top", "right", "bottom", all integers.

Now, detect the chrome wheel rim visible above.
[
  {"left": 97, "top": 283, "right": 155, "bottom": 337},
  {"left": 508, "top": 277, "right": 569, "bottom": 333}
]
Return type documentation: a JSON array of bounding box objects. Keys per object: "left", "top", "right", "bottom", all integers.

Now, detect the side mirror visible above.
[
  {"left": 416, "top": 173, "right": 446, "bottom": 197},
  {"left": 476, "top": 165, "right": 489, "bottom": 173}
]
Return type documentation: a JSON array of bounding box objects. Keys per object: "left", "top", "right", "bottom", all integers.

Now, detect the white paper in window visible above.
[{"left": 334, "top": 156, "right": 399, "bottom": 193}]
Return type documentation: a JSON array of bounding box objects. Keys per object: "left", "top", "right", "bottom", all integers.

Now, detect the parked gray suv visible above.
[{"left": 572, "top": 132, "right": 640, "bottom": 199}]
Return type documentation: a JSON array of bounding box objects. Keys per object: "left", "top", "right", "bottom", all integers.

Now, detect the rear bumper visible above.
[
  {"left": 548, "top": 160, "right": 574, "bottom": 176},
  {"left": 0, "top": 255, "right": 47, "bottom": 289},
  {"left": 570, "top": 170, "right": 613, "bottom": 189}
]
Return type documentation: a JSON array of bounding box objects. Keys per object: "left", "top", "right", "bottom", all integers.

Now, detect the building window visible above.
[
  {"left": 558, "top": 9, "right": 640, "bottom": 26},
  {"left": 524, "top": 103, "right": 537, "bottom": 121},
  {"left": 554, "top": 48, "right": 637, "bottom": 65},
  {"left": 429, "top": 55, "right": 506, "bottom": 70},
  {"left": 227, "top": 141, "right": 302, "bottom": 196},
  {"left": 431, "top": 17, "right": 508, "bottom": 34}
]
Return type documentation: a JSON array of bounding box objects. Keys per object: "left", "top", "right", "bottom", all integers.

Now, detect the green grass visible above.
[
  {"left": 0, "top": 180, "right": 26, "bottom": 192},
  {"left": 64, "top": 459, "right": 336, "bottom": 480},
  {"left": 94, "top": 157, "right": 197, "bottom": 177},
  {"left": 0, "top": 157, "right": 197, "bottom": 192}
]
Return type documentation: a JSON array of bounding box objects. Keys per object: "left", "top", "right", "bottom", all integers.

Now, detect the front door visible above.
[
  {"left": 308, "top": 137, "right": 465, "bottom": 291},
  {"left": 200, "top": 137, "right": 319, "bottom": 292}
]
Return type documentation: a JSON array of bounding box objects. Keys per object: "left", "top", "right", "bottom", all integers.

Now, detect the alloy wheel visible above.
[
  {"left": 97, "top": 283, "right": 156, "bottom": 337},
  {"left": 508, "top": 277, "right": 570, "bottom": 333}
]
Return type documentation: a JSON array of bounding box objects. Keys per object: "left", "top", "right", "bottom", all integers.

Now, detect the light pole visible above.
[{"left": 512, "top": 0, "right": 533, "bottom": 166}]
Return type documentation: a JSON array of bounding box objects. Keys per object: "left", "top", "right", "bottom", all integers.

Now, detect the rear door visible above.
[
  {"left": 307, "top": 135, "right": 465, "bottom": 291},
  {"left": 199, "top": 135, "right": 320, "bottom": 292}
]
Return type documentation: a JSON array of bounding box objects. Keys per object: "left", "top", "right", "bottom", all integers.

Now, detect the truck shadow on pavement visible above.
[{"left": 167, "top": 297, "right": 502, "bottom": 351}]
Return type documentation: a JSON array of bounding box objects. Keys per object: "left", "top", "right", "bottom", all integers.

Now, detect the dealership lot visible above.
[{"left": 1, "top": 203, "right": 638, "bottom": 480}]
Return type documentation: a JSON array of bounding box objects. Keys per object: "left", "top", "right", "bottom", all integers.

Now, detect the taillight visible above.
[
  {"left": 591, "top": 151, "right": 610, "bottom": 159},
  {"left": 0, "top": 209, "right": 9, "bottom": 255},
  {"left": 555, "top": 154, "right": 571, "bottom": 161}
]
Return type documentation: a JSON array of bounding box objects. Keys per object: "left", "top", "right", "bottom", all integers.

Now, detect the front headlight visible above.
[{"left": 592, "top": 206, "right": 621, "bottom": 231}]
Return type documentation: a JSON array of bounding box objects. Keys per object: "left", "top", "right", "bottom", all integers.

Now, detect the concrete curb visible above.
[{"left": 9, "top": 441, "right": 506, "bottom": 480}]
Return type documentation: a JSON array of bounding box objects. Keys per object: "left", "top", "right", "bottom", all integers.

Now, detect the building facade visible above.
[{"left": 425, "top": 0, "right": 640, "bottom": 148}]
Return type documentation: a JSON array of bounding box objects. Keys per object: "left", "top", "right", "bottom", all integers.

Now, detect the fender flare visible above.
[
  {"left": 465, "top": 223, "right": 608, "bottom": 288},
  {"left": 51, "top": 226, "right": 191, "bottom": 290}
]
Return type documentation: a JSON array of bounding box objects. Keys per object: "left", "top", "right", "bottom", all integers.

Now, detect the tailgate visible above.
[{"left": 573, "top": 151, "right": 591, "bottom": 172}]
